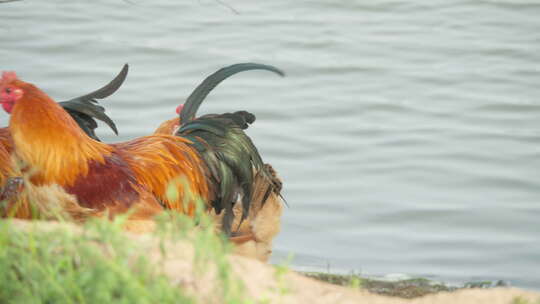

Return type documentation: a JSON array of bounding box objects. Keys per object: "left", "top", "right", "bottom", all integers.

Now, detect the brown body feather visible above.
[
  {"left": 65, "top": 153, "right": 141, "bottom": 209},
  {"left": 0, "top": 128, "right": 15, "bottom": 186}
]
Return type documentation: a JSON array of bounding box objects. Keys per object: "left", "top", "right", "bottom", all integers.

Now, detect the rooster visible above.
[
  {"left": 154, "top": 63, "right": 285, "bottom": 261},
  {"left": 0, "top": 65, "right": 127, "bottom": 216},
  {"left": 0, "top": 63, "right": 283, "bottom": 242}
]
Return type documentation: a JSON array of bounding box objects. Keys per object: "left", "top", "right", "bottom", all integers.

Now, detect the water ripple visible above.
[{"left": 1, "top": 0, "right": 540, "bottom": 289}]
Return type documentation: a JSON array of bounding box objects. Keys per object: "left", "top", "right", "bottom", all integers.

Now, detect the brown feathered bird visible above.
[
  {"left": 0, "top": 65, "right": 126, "bottom": 215},
  {"left": 154, "top": 63, "right": 285, "bottom": 261},
  {"left": 0, "top": 64, "right": 283, "bottom": 245}
]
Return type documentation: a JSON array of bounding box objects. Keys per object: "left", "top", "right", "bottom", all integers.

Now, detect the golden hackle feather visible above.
[
  {"left": 153, "top": 117, "right": 180, "bottom": 135},
  {"left": 114, "top": 135, "right": 211, "bottom": 213}
]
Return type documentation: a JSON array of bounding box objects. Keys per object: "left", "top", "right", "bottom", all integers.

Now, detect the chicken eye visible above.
[{"left": 5, "top": 88, "right": 11, "bottom": 94}]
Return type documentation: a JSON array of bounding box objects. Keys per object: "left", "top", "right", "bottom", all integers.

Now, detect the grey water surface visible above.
[{"left": 1, "top": 0, "right": 539, "bottom": 289}]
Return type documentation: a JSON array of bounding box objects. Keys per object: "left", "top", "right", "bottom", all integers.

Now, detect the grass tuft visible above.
[{"left": 0, "top": 219, "right": 195, "bottom": 304}]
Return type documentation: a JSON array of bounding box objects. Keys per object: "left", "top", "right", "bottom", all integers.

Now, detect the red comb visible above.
[
  {"left": 175, "top": 104, "right": 184, "bottom": 114},
  {"left": 1, "top": 71, "right": 18, "bottom": 85}
]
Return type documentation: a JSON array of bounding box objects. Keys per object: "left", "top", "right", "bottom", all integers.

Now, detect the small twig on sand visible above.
[{"left": 0, "top": 0, "right": 22, "bottom": 3}]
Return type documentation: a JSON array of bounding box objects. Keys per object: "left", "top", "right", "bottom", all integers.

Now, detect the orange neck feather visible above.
[
  {"left": 9, "top": 82, "right": 113, "bottom": 186},
  {"left": 154, "top": 117, "right": 180, "bottom": 135}
]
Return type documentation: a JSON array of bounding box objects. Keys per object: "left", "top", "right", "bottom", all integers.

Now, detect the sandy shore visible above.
[{"left": 7, "top": 220, "right": 540, "bottom": 304}]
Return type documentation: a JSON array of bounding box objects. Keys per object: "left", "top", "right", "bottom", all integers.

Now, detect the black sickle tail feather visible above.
[
  {"left": 175, "top": 63, "right": 284, "bottom": 235},
  {"left": 58, "top": 64, "right": 128, "bottom": 141},
  {"left": 180, "top": 63, "right": 284, "bottom": 123},
  {"left": 177, "top": 111, "right": 265, "bottom": 235}
]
